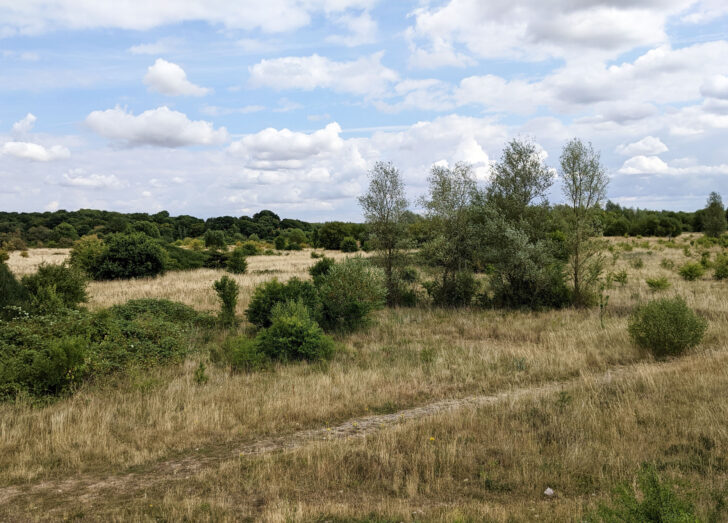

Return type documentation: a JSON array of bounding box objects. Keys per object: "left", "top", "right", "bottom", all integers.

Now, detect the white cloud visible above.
[
  {"left": 201, "top": 104, "right": 265, "bottom": 116},
  {"left": 60, "top": 169, "right": 124, "bottom": 189},
  {"left": 11, "top": 113, "right": 36, "bottom": 134},
  {"left": 616, "top": 136, "right": 668, "bottom": 156},
  {"left": 143, "top": 58, "right": 210, "bottom": 97},
  {"left": 128, "top": 38, "right": 179, "bottom": 55},
  {"left": 1, "top": 141, "right": 70, "bottom": 161},
  {"left": 326, "top": 10, "right": 378, "bottom": 46},
  {"left": 229, "top": 122, "right": 345, "bottom": 164},
  {"left": 0, "top": 0, "right": 378, "bottom": 35},
  {"left": 619, "top": 155, "right": 728, "bottom": 175},
  {"left": 249, "top": 52, "right": 398, "bottom": 97},
  {"left": 85, "top": 106, "right": 228, "bottom": 147},
  {"left": 701, "top": 75, "right": 728, "bottom": 100}
]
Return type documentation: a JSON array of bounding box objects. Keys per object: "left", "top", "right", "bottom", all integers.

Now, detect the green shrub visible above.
[
  {"left": 204, "top": 230, "right": 226, "bottom": 250},
  {"left": 660, "top": 258, "right": 675, "bottom": 270},
  {"left": 255, "top": 300, "right": 335, "bottom": 362},
  {"left": 585, "top": 464, "right": 698, "bottom": 522},
  {"left": 240, "top": 241, "right": 261, "bottom": 256},
  {"left": 0, "top": 262, "right": 28, "bottom": 315},
  {"left": 424, "top": 270, "right": 479, "bottom": 308},
  {"left": 226, "top": 247, "right": 248, "bottom": 274},
  {"left": 193, "top": 362, "right": 208, "bottom": 385},
  {"left": 284, "top": 242, "right": 302, "bottom": 251},
  {"left": 678, "top": 262, "right": 705, "bottom": 281},
  {"left": 94, "top": 233, "right": 167, "bottom": 280},
  {"left": 645, "top": 277, "right": 671, "bottom": 292},
  {"left": 274, "top": 236, "right": 286, "bottom": 250},
  {"left": 714, "top": 254, "right": 728, "bottom": 280},
  {"left": 202, "top": 249, "right": 229, "bottom": 270},
  {"left": 309, "top": 257, "right": 335, "bottom": 285},
  {"left": 161, "top": 243, "right": 208, "bottom": 271},
  {"left": 246, "top": 277, "right": 321, "bottom": 329},
  {"left": 69, "top": 235, "right": 106, "bottom": 275},
  {"left": 131, "top": 221, "right": 161, "bottom": 238},
  {"left": 21, "top": 263, "right": 87, "bottom": 312},
  {"left": 613, "top": 270, "right": 628, "bottom": 286},
  {"left": 318, "top": 257, "right": 386, "bottom": 331},
  {"left": 700, "top": 251, "right": 712, "bottom": 268},
  {"left": 108, "top": 299, "right": 212, "bottom": 326},
  {"left": 630, "top": 258, "right": 644, "bottom": 269},
  {"left": 339, "top": 236, "right": 358, "bottom": 252},
  {"left": 213, "top": 276, "right": 239, "bottom": 327},
  {"left": 628, "top": 297, "right": 707, "bottom": 358},
  {"left": 212, "top": 335, "right": 267, "bottom": 371},
  {"left": 0, "top": 250, "right": 8, "bottom": 263}
]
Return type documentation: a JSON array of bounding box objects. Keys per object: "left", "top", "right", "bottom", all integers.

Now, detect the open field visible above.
[{"left": 2, "top": 235, "right": 728, "bottom": 521}]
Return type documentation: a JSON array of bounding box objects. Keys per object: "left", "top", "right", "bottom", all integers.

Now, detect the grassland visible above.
[{"left": 2, "top": 236, "right": 727, "bottom": 521}]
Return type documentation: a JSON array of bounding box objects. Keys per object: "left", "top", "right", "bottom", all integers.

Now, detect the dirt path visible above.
[{"left": 0, "top": 363, "right": 645, "bottom": 510}]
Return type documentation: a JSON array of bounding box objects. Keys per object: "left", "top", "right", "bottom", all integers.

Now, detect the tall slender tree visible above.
[
  {"left": 560, "top": 138, "right": 609, "bottom": 306},
  {"left": 358, "top": 161, "right": 409, "bottom": 305},
  {"left": 703, "top": 192, "right": 727, "bottom": 238}
]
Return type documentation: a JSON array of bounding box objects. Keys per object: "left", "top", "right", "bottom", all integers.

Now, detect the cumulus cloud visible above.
[
  {"left": 60, "top": 169, "right": 124, "bottom": 189},
  {"left": 619, "top": 155, "right": 728, "bottom": 175},
  {"left": 11, "top": 113, "right": 36, "bottom": 134},
  {"left": 128, "top": 38, "right": 179, "bottom": 55},
  {"left": 326, "top": 10, "right": 378, "bottom": 46},
  {"left": 701, "top": 75, "right": 728, "bottom": 100},
  {"left": 249, "top": 52, "right": 398, "bottom": 97},
  {"left": 616, "top": 136, "right": 668, "bottom": 157},
  {"left": 143, "top": 58, "right": 210, "bottom": 96},
  {"left": 0, "top": 0, "right": 378, "bottom": 35},
  {"left": 85, "top": 106, "right": 228, "bottom": 147},
  {"left": 1, "top": 141, "right": 70, "bottom": 161}
]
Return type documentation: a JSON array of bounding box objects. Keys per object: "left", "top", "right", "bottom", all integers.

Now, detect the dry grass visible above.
[{"left": 2, "top": 235, "right": 728, "bottom": 521}]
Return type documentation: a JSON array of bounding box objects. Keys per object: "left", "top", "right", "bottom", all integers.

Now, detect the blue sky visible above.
[{"left": 1, "top": 0, "right": 727, "bottom": 221}]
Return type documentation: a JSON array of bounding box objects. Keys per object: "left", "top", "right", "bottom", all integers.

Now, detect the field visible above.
[{"left": 2, "top": 236, "right": 728, "bottom": 521}]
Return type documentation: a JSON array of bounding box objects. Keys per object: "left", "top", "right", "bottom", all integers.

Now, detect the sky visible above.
[{"left": 0, "top": 0, "right": 727, "bottom": 221}]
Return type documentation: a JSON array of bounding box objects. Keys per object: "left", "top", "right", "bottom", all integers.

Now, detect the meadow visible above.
[{"left": 1, "top": 235, "right": 727, "bottom": 522}]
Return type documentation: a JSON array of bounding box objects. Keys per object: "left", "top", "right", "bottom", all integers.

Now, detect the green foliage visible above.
[
  {"left": 274, "top": 236, "right": 286, "bottom": 250},
  {"left": 93, "top": 233, "right": 167, "bottom": 280},
  {"left": 240, "top": 241, "right": 261, "bottom": 256},
  {"left": 645, "top": 277, "right": 671, "bottom": 292},
  {"left": 586, "top": 464, "right": 699, "bottom": 522},
  {"left": 212, "top": 335, "right": 268, "bottom": 371},
  {"left": 318, "top": 257, "right": 386, "bottom": 331},
  {"left": 613, "top": 270, "right": 628, "bottom": 286},
  {"left": 161, "top": 243, "right": 208, "bottom": 271},
  {"left": 68, "top": 235, "right": 106, "bottom": 275},
  {"left": 714, "top": 254, "right": 728, "bottom": 280},
  {"left": 661, "top": 258, "right": 675, "bottom": 270},
  {"left": 204, "top": 229, "right": 226, "bottom": 250},
  {"left": 213, "top": 276, "right": 239, "bottom": 327},
  {"left": 131, "top": 221, "right": 161, "bottom": 238},
  {"left": 631, "top": 258, "right": 645, "bottom": 269},
  {"left": 424, "top": 270, "right": 479, "bottom": 307},
  {"left": 339, "top": 236, "right": 358, "bottom": 252},
  {"left": 0, "top": 250, "right": 7, "bottom": 263},
  {"left": 700, "top": 251, "right": 712, "bottom": 268},
  {"left": 21, "top": 263, "right": 88, "bottom": 314},
  {"left": 226, "top": 247, "right": 248, "bottom": 274},
  {"left": 628, "top": 297, "right": 707, "bottom": 358},
  {"left": 246, "top": 278, "right": 321, "bottom": 329},
  {"left": 703, "top": 192, "right": 726, "bottom": 238},
  {"left": 193, "top": 362, "right": 208, "bottom": 385},
  {"left": 309, "top": 257, "right": 336, "bottom": 285},
  {"left": 255, "top": 300, "right": 335, "bottom": 362},
  {"left": 0, "top": 301, "right": 210, "bottom": 399},
  {"left": 202, "top": 249, "right": 230, "bottom": 269},
  {"left": 679, "top": 262, "right": 705, "bottom": 281},
  {"left": 0, "top": 262, "right": 28, "bottom": 315}
]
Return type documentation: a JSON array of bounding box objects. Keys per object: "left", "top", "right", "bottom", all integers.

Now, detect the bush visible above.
[
  {"left": 0, "top": 262, "right": 28, "bottom": 315},
  {"left": 318, "top": 257, "right": 386, "bottom": 331},
  {"left": 613, "top": 270, "right": 628, "bottom": 286},
  {"left": 204, "top": 230, "right": 226, "bottom": 250},
  {"left": 255, "top": 300, "right": 335, "bottom": 362},
  {"left": 203, "top": 249, "right": 229, "bottom": 269},
  {"left": 424, "top": 270, "right": 479, "bottom": 308},
  {"left": 240, "top": 241, "right": 261, "bottom": 256},
  {"left": 585, "top": 464, "right": 698, "bottom": 522},
  {"left": 226, "top": 247, "right": 248, "bottom": 274},
  {"left": 213, "top": 335, "right": 268, "bottom": 371},
  {"left": 630, "top": 258, "right": 644, "bottom": 269},
  {"left": 274, "top": 236, "right": 286, "bottom": 250},
  {"left": 109, "top": 299, "right": 212, "bottom": 326},
  {"left": 21, "top": 263, "right": 88, "bottom": 313},
  {"left": 161, "top": 243, "right": 208, "bottom": 271},
  {"left": 339, "top": 236, "right": 358, "bottom": 252},
  {"left": 628, "top": 297, "right": 707, "bottom": 358},
  {"left": 714, "top": 254, "right": 728, "bottom": 280},
  {"left": 69, "top": 235, "right": 106, "bottom": 275},
  {"left": 246, "top": 278, "right": 321, "bottom": 328},
  {"left": 645, "top": 277, "right": 671, "bottom": 292},
  {"left": 94, "top": 233, "right": 166, "bottom": 280},
  {"left": 678, "top": 262, "right": 705, "bottom": 281},
  {"left": 0, "top": 250, "right": 7, "bottom": 263},
  {"left": 660, "top": 258, "right": 675, "bottom": 270},
  {"left": 213, "top": 276, "right": 239, "bottom": 327},
  {"left": 309, "top": 257, "right": 335, "bottom": 285}
]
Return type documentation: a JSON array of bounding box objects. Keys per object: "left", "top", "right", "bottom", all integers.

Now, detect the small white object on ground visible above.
[{"left": 544, "top": 487, "right": 555, "bottom": 497}]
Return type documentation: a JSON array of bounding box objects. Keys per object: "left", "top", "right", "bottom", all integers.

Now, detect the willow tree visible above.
[
  {"left": 560, "top": 138, "right": 609, "bottom": 306},
  {"left": 358, "top": 161, "right": 409, "bottom": 305}
]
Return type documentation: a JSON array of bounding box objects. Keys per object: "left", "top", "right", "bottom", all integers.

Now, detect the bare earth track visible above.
[{"left": 0, "top": 361, "right": 652, "bottom": 511}]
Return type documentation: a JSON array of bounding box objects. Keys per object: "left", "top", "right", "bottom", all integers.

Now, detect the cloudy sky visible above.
[{"left": 1, "top": 1, "right": 727, "bottom": 220}]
